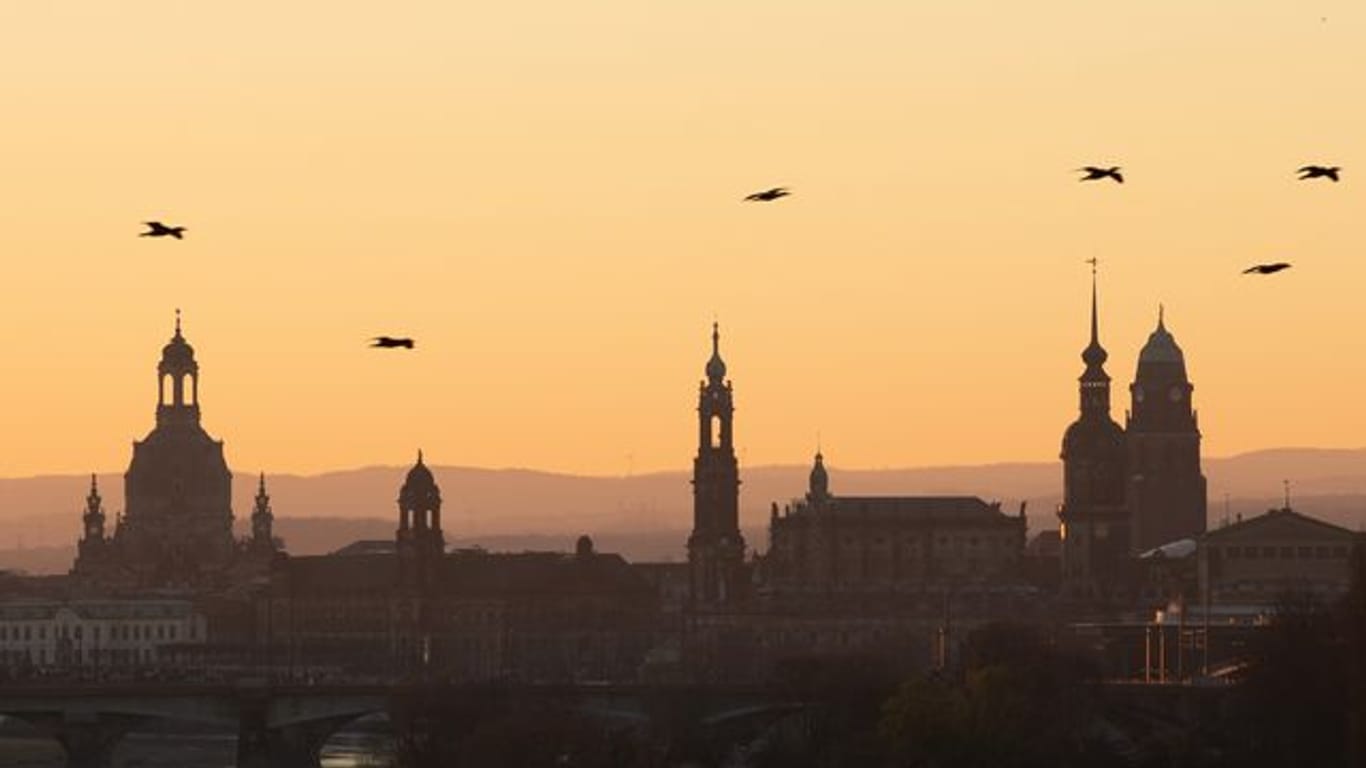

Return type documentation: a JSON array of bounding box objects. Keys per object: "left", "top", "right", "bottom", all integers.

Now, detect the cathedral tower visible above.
[
  {"left": 1058, "top": 271, "right": 1128, "bottom": 599},
  {"left": 687, "top": 323, "right": 747, "bottom": 605},
  {"left": 1126, "top": 308, "right": 1207, "bottom": 550}
]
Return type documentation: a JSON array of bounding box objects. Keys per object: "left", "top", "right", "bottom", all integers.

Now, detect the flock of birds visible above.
[
  {"left": 1071, "top": 164, "right": 1341, "bottom": 277},
  {"left": 137, "top": 163, "right": 1339, "bottom": 346}
]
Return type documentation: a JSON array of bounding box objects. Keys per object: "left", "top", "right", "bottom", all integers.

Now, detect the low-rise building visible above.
[
  {"left": 760, "top": 453, "right": 1028, "bottom": 595},
  {"left": 0, "top": 599, "right": 206, "bottom": 670},
  {"left": 1198, "top": 506, "right": 1362, "bottom": 608}
]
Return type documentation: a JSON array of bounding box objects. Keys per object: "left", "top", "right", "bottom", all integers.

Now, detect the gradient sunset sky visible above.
[{"left": 1, "top": 1, "right": 1363, "bottom": 478}]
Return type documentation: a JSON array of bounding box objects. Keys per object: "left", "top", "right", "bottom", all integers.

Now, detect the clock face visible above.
[{"left": 1169, "top": 386, "right": 1184, "bottom": 402}]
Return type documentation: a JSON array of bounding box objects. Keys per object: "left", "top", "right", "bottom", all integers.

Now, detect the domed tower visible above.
[
  {"left": 1058, "top": 271, "right": 1129, "bottom": 599},
  {"left": 118, "top": 311, "right": 235, "bottom": 587},
  {"left": 1126, "top": 308, "right": 1207, "bottom": 551},
  {"left": 688, "top": 323, "right": 747, "bottom": 605},
  {"left": 397, "top": 451, "right": 445, "bottom": 568}
]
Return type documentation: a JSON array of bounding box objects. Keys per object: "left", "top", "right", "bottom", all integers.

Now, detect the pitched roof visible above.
[{"left": 1202, "top": 507, "right": 1359, "bottom": 543}]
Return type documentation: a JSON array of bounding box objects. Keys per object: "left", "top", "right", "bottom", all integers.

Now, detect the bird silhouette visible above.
[
  {"left": 1297, "top": 165, "right": 1340, "bottom": 182},
  {"left": 1077, "top": 166, "right": 1123, "bottom": 184},
  {"left": 140, "top": 221, "right": 186, "bottom": 239},
  {"left": 1243, "top": 263, "right": 1292, "bottom": 275},
  {"left": 370, "top": 337, "right": 415, "bottom": 349},
  {"left": 744, "top": 187, "right": 791, "bottom": 202}
]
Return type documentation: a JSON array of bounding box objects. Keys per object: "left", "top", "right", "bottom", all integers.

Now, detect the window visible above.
[
  {"left": 1298, "top": 547, "right": 1312, "bottom": 558},
  {"left": 1261, "top": 546, "right": 1276, "bottom": 558},
  {"left": 1227, "top": 547, "right": 1241, "bottom": 559},
  {"left": 1279, "top": 546, "right": 1293, "bottom": 558}
]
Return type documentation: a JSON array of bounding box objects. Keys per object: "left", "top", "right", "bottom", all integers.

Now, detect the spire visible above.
[
  {"left": 251, "top": 471, "right": 275, "bottom": 548},
  {"left": 1080, "top": 262, "right": 1109, "bottom": 374},
  {"left": 174, "top": 308, "right": 182, "bottom": 338},
  {"left": 82, "top": 472, "right": 106, "bottom": 543},
  {"left": 85, "top": 474, "right": 102, "bottom": 512},
  {"left": 1158, "top": 303, "right": 1165, "bottom": 330},
  {"left": 1089, "top": 266, "right": 1099, "bottom": 347}
]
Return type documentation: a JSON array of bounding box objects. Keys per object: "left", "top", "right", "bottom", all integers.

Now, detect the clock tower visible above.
[{"left": 1126, "top": 308, "right": 1207, "bottom": 551}]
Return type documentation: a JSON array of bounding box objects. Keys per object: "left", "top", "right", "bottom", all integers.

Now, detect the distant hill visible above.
[{"left": 1, "top": 448, "right": 1363, "bottom": 574}]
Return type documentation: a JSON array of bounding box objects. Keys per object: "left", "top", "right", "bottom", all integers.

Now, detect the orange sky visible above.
[{"left": 1, "top": 1, "right": 1364, "bottom": 478}]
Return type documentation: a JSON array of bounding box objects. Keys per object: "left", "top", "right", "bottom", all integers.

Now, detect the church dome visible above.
[
  {"left": 1137, "top": 309, "right": 1185, "bottom": 366},
  {"left": 160, "top": 315, "right": 196, "bottom": 369},
  {"left": 1082, "top": 338, "right": 1108, "bottom": 368},
  {"left": 706, "top": 351, "right": 726, "bottom": 382},
  {"left": 1063, "top": 415, "right": 1124, "bottom": 454},
  {"left": 399, "top": 451, "right": 441, "bottom": 512}
]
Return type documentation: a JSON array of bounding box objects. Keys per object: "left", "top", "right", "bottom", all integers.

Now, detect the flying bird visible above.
[
  {"left": 744, "top": 187, "right": 791, "bottom": 202},
  {"left": 370, "top": 337, "right": 415, "bottom": 349},
  {"left": 1297, "top": 165, "right": 1340, "bottom": 182},
  {"left": 140, "top": 221, "right": 186, "bottom": 239},
  {"left": 1243, "top": 263, "right": 1292, "bottom": 275},
  {"left": 1077, "top": 167, "right": 1123, "bottom": 184}
]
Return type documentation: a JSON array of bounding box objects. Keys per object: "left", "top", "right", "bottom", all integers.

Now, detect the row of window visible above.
[
  {"left": 783, "top": 535, "right": 1017, "bottom": 551},
  {"left": 0, "top": 622, "right": 195, "bottom": 645},
  {"left": 0, "top": 647, "right": 157, "bottom": 666},
  {"left": 1222, "top": 544, "right": 1349, "bottom": 560}
]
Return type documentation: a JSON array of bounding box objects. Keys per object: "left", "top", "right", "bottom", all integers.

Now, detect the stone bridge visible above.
[{"left": 0, "top": 681, "right": 816, "bottom": 767}]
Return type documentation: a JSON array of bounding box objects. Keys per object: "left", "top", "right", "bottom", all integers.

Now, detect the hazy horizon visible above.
[{"left": 3, "top": 443, "right": 1365, "bottom": 482}]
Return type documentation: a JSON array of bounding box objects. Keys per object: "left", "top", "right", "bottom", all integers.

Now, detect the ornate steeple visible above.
[
  {"left": 689, "top": 323, "right": 746, "bottom": 605},
  {"left": 81, "top": 474, "right": 106, "bottom": 544},
  {"left": 250, "top": 473, "right": 275, "bottom": 548},
  {"left": 1078, "top": 262, "right": 1112, "bottom": 417}
]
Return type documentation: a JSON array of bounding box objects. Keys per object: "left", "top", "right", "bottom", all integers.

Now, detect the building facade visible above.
[
  {"left": 1198, "top": 506, "right": 1362, "bottom": 609},
  {"left": 0, "top": 599, "right": 206, "bottom": 671},
  {"left": 262, "top": 456, "right": 661, "bottom": 682},
  {"left": 762, "top": 453, "right": 1028, "bottom": 596}
]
